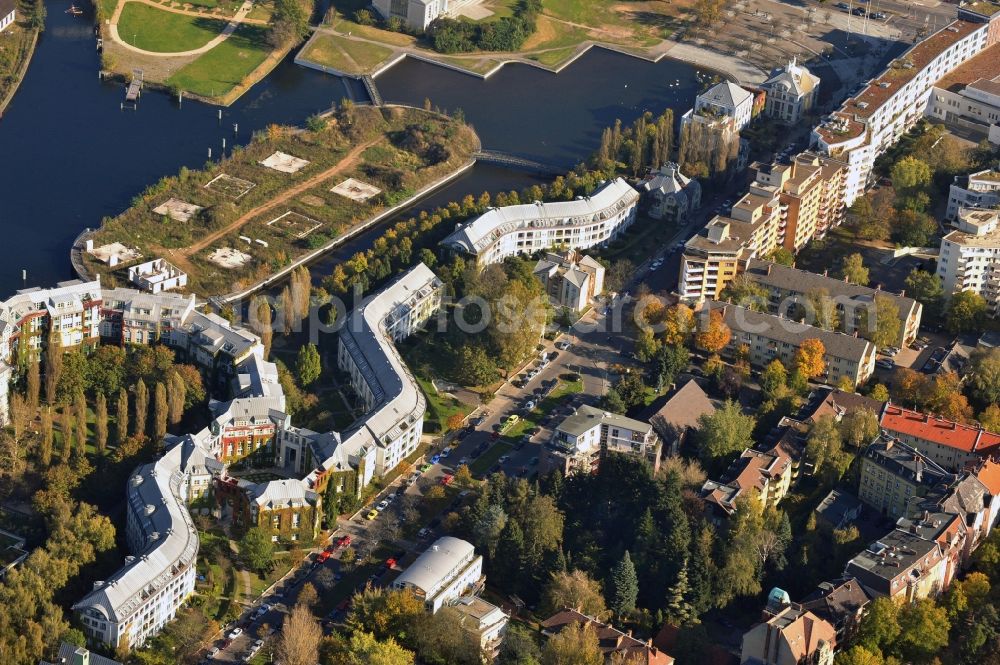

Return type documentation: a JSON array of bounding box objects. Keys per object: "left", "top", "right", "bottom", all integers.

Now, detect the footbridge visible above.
[
  {"left": 361, "top": 74, "right": 384, "bottom": 106},
  {"left": 473, "top": 150, "right": 565, "bottom": 176}
]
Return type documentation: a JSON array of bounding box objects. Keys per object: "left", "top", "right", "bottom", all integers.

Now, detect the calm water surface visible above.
[{"left": 0, "top": 0, "right": 706, "bottom": 294}]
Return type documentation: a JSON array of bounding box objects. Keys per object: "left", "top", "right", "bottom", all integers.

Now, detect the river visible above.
[{"left": 0, "top": 0, "right": 707, "bottom": 295}]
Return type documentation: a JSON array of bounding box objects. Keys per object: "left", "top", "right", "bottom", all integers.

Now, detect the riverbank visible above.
[
  {"left": 80, "top": 104, "right": 480, "bottom": 296},
  {"left": 295, "top": 8, "right": 767, "bottom": 86},
  {"left": 0, "top": 3, "right": 41, "bottom": 115}
]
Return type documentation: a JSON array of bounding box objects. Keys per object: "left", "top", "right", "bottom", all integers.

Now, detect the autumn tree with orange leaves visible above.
[
  {"left": 695, "top": 310, "right": 731, "bottom": 354},
  {"left": 794, "top": 338, "right": 826, "bottom": 379}
]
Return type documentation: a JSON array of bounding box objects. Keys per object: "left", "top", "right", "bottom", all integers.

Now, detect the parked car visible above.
[
  {"left": 366, "top": 509, "right": 379, "bottom": 520},
  {"left": 440, "top": 446, "right": 453, "bottom": 458},
  {"left": 852, "top": 6, "right": 866, "bottom": 15},
  {"left": 429, "top": 454, "right": 441, "bottom": 465},
  {"left": 457, "top": 457, "right": 469, "bottom": 466},
  {"left": 870, "top": 11, "right": 886, "bottom": 19},
  {"left": 876, "top": 359, "right": 895, "bottom": 370},
  {"left": 440, "top": 474, "right": 454, "bottom": 486},
  {"left": 418, "top": 527, "right": 431, "bottom": 538},
  {"left": 556, "top": 340, "right": 571, "bottom": 350},
  {"left": 207, "top": 647, "right": 221, "bottom": 659},
  {"left": 336, "top": 534, "right": 352, "bottom": 548},
  {"left": 228, "top": 627, "right": 243, "bottom": 639},
  {"left": 524, "top": 399, "right": 537, "bottom": 410},
  {"left": 316, "top": 550, "right": 331, "bottom": 564}
]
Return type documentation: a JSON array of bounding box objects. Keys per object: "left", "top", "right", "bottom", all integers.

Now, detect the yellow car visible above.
[{"left": 366, "top": 509, "right": 379, "bottom": 520}]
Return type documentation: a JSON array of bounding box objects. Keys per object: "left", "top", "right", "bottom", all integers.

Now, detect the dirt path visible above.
[{"left": 180, "top": 138, "right": 380, "bottom": 258}]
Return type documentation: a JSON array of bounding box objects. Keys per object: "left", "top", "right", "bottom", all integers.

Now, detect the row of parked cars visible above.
[{"left": 835, "top": 1, "right": 886, "bottom": 18}]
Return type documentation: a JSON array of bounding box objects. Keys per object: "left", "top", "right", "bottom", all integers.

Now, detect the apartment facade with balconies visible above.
[{"left": 936, "top": 207, "right": 1000, "bottom": 317}]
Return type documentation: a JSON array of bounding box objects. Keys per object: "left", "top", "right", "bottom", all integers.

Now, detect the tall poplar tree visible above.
[
  {"left": 134, "top": 379, "right": 149, "bottom": 439},
  {"left": 95, "top": 392, "right": 108, "bottom": 454},
  {"left": 39, "top": 408, "right": 53, "bottom": 467},
  {"left": 153, "top": 382, "right": 168, "bottom": 442},
  {"left": 26, "top": 357, "right": 40, "bottom": 409},
  {"left": 116, "top": 387, "right": 129, "bottom": 446}
]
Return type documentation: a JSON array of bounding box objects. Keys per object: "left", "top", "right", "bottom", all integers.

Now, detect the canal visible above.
[{"left": 0, "top": 0, "right": 708, "bottom": 295}]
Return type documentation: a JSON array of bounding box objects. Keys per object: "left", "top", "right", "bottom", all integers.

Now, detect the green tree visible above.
[
  {"left": 834, "top": 645, "right": 883, "bottom": 665},
  {"left": 768, "top": 247, "right": 795, "bottom": 266},
  {"left": 95, "top": 392, "right": 108, "bottom": 454},
  {"left": 894, "top": 209, "right": 936, "bottom": 246},
  {"left": 339, "top": 631, "right": 415, "bottom": 665},
  {"left": 946, "top": 290, "right": 987, "bottom": 334},
  {"left": 26, "top": 357, "right": 40, "bottom": 410},
  {"left": 296, "top": 343, "right": 322, "bottom": 387},
  {"left": 806, "top": 415, "right": 848, "bottom": 482},
  {"left": 664, "top": 559, "right": 694, "bottom": 626},
  {"left": 116, "top": 387, "right": 129, "bottom": 446},
  {"left": 167, "top": 370, "right": 186, "bottom": 426},
  {"left": 855, "top": 596, "right": 900, "bottom": 654},
  {"left": 696, "top": 400, "right": 754, "bottom": 462},
  {"left": 541, "top": 622, "right": 603, "bottom": 665},
  {"left": 73, "top": 389, "right": 88, "bottom": 457},
  {"left": 240, "top": 527, "right": 275, "bottom": 574},
  {"left": 276, "top": 602, "right": 322, "bottom": 665},
  {"left": 895, "top": 598, "right": 950, "bottom": 663},
  {"left": 45, "top": 327, "right": 62, "bottom": 405},
  {"left": 890, "top": 155, "right": 932, "bottom": 192},
  {"left": 134, "top": 379, "right": 149, "bottom": 439},
  {"left": 497, "top": 624, "right": 541, "bottom": 665},
  {"left": 153, "top": 382, "right": 168, "bottom": 442},
  {"left": 862, "top": 295, "right": 901, "bottom": 349},
  {"left": 848, "top": 196, "right": 890, "bottom": 241},
  {"left": 839, "top": 253, "right": 870, "bottom": 286},
  {"left": 720, "top": 274, "right": 768, "bottom": 310},
  {"left": 970, "top": 348, "right": 1000, "bottom": 406},
  {"left": 39, "top": 408, "right": 53, "bottom": 467},
  {"left": 607, "top": 551, "right": 638, "bottom": 619},
  {"left": 760, "top": 359, "right": 788, "bottom": 400},
  {"left": 904, "top": 269, "right": 944, "bottom": 316},
  {"left": 840, "top": 408, "right": 879, "bottom": 448},
  {"left": 869, "top": 383, "right": 890, "bottom": 402}
]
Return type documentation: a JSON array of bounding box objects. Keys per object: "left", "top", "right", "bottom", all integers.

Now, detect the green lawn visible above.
[
  {"left": 300, "top": 33, "right": 395, "bottom": 75},
  {"left": 117, "top": 3, "right": 227, "bottom": 53},
  {"left": 167, "top": 25, "right": 270, "bottom": 97},
  {"left": 527, "top": 46, "right": 580, "bottom": 69}
]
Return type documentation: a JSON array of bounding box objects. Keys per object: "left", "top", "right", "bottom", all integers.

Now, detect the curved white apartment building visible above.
[
  {"left": 73, "top": 440, "right": 204, "bottom": 648},
  {"left": 441, "top": 178, "right": 640, "bottom": 265},
  {"left": 337, "top": 263, "right": 443, "bottom": 478}
]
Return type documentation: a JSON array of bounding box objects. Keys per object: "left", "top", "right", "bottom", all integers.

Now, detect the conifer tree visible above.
[
  {"left": 609, "top": 550, "right": 639, "bottom": 619},
  {"left": 665, "top": 559, "right": 695, "bottom": 626}
]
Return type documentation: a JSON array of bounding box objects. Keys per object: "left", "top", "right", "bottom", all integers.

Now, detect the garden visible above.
[{"left": 84, "top": 104, "right": 479, "bottom": 297}]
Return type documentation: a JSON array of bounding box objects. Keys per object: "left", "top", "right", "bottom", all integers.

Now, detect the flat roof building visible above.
[{"left": 393, "top": 537, "right": 484, "bottom": 613}]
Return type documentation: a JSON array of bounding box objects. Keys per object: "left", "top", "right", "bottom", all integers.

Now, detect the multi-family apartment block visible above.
[
  {"left": 925, "top": 39, "right": 1000, "bottom": 146},
  {"left": 337, "top": 263, "right": 441, "bottom": 477},
  {"left": 699, "top": 300, "right": 877, "bottom": 388},
  {"left": 858, "top": 435, "right": 955, "bottom": 519},
  {"left": 441, "top": 178, "right": 639, "bottom": 266},
  {"left": 946, "top": 167, "right": 1000, "bottom": 219},
  {"left": 65, "top": 263, "right": 444, "bottom": 648},
  {"left": 543, "top": 405, "right": 661, "bottom": 475},
  {"left": 533, "top": 250, "right": 605, "bottom": 313},
  {"left": 812, "top": 5, "right": 1000, "bottom": 206},
  {"left": 742, "top": 260, "right": 922, "bottom": 347},
  {"left": 0, "top": 278, "right": 103, "bottom": 356},
  {"left": 845, "top": 527, "right": 950, "bottom": 601},
  {"left": 936, "top": 207, "right": 1000, "bottom": 317},
  {"left": 701, "top": 447, "right": 794, "bottom": 518},
  {"left": 751, "top": 153, "right": 848, "bottom": 251},
  {"left": 761, "top": 59, "right": 821, "bottom": 125},
  {"left": 679, "top": 186, "right": 784, "bottom": 301},
  {"left": 879, "top": 403, "right": 1000, "bottom": 470},
  {"left": 740, "top": 603, "right": 835, "bottom": 665}
]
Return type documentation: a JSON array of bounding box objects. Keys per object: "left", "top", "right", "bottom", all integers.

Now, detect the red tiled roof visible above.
[
  {"left": 975, "top": 457, "right": 1000, "bottom": 494},
  {"left": 542, "top": 609, "right": 673, "bottom": 665},
  {"left": 880, "top": 405, "right": 1000, "bottom": 454}
]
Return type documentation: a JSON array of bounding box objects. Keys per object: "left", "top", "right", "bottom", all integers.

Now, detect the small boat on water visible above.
[{"left": 66, "top": 5, "right": 83, "bottom": 15}]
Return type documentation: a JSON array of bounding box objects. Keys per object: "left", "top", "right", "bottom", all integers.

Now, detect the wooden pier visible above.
[{"left": 123, "top": 69, "right": 143, "bottom": 109}]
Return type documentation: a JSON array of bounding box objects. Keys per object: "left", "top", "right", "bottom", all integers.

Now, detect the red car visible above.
[
  {"left": 440, "top": 474, "right": 454, "bottom": 486},
  {"left": 316, "top": 550, "right": 331, "bottom": 564},
  {"left": 335, "top": 535, "right": 352, "bottom": 549},
  {"left": 386, "top": 557, "right": 397, "bottom": 568}
]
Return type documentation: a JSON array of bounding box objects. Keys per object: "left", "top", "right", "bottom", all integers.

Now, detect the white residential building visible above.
[
  {"left": 946, "top": 168, "right": 1000, "bottom": 219},
  {"left": 127, "top": 258, "right": 188, "bottom": 294},
  {"left": 689, "top": 81, "right": 755, "bottom": 131},
  {"left": 545, "top": 405, "right": 661, "bottom": 475},
  {"left": 0, "top": 0, "right": 14, "bottom": 33},
  {"left": 812, "top": 6, "right": 1000, "bottom": 206},
  {"left": 337, "top": 263, "right": 442, "bottom": 477},
  {"left": 440, "top": 178, "right": 639, "bottom": 266},
  {"left": 371, "top": 0, "right": 445, "bottom": 31},
  {"left": 451, "top": 595, "right": 510, "bottom": 659},
  {"left": 393, "top": 537, "right": 484, "bottom": 613},
  {"left": 73, "top": 439, "right": 201, "bottom": 648},
  {"left": 761, "top": 59, "right": 821, "bottom": 125},
  {"left": 936, "top": 207, "right": 1000, "bottom": 317},
  {"left": 925, "top": 41, "right": 1000, "bottom": 146},
  {"left": 0, "top": 278, "right": 103, "bottom": 355}
]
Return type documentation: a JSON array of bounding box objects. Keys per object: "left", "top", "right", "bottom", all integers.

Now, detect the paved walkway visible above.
[{"left": 109, "top": 0, "right": 259, "bottom": 58}]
